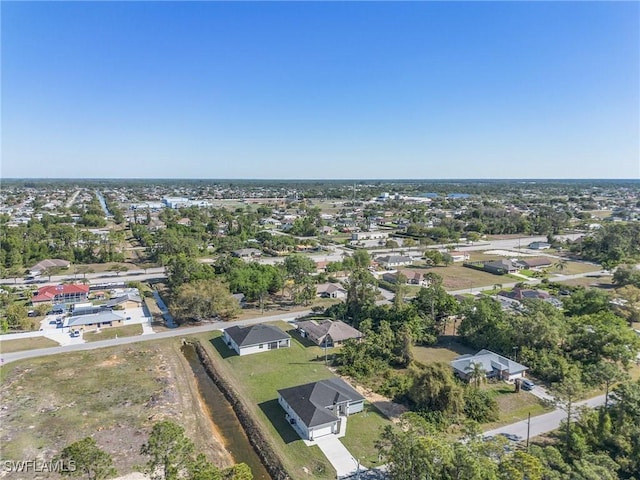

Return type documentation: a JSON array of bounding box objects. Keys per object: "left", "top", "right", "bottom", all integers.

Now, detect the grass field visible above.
[
  {"left": 0, "top": 336, "right": 60, "bottom": 353},
  {"left": 0, "top": 339, "right": 231, "bottom": 476},
  {"left": 423, "top": 264, "right": 509, "bottom": 291},
  {"left": 197, "top": 323, "right": 393, "bottom": 478},
  {"left": 84, "top": 324, "right": 143, "bottom": 342}
]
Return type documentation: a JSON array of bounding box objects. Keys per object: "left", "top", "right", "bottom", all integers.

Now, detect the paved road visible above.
[
  {"left": 483, "top": 393, "right": 606, "bottom": 442},
  {"left": 1, "top": 309, "right": 313, "bottom": 364}
]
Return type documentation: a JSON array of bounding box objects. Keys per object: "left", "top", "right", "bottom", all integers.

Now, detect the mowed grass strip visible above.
[
  {"left": 0, "top": 336, "right": 60, "bottom": 353},
  {"left": 198, "top": 323, "right": 393, "bottom": 478},
  {"left": 84, "top": 324, "right": 143, "bottom": 342}
]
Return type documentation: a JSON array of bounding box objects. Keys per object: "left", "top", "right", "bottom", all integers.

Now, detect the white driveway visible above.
[{"left": 315, "top": 435, "right": 364, "bottom": 479}]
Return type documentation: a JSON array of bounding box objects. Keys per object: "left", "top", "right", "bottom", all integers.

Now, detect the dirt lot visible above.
[{"left": 0, "top": 340, "right": 231, "bottom": 479}]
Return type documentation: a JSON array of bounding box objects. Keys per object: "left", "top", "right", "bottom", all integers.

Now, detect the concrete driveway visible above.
[{"left": 315, "top": 435, "right": 364, "bottom": 479}]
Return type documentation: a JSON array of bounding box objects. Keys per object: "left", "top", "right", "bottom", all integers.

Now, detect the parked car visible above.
[{"left": 521, "top": 379, "right": 535, "bottom": 390}]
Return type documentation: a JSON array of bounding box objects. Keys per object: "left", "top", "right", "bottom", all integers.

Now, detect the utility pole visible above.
[{"left": 526, "top": 412, "right": 531, "bottom": 451}]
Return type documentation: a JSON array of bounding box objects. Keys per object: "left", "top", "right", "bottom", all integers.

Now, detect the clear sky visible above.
[{"left": 2, "top": 1, "right": 638, "bottom": 179}]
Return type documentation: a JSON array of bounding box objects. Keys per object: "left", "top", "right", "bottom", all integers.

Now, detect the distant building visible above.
[
  {"left": 376, "top": 255, "right": 413, "bottom": 269},
  {"left": 29, "top": 259, "right": 71, "bottom": 277},
  {"left": 32, "top": 284, "right": 90, "bottom": 305},
  {"left": 528, "top": 241, "right": 551, "bottom": 250}
]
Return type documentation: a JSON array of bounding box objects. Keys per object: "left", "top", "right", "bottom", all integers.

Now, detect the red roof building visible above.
[{"left": 32, "top": 284, "right": 90, "bottom": 304}]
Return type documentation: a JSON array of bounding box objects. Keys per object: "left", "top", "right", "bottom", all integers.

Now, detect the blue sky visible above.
[{"left": 2, "top": 1, "right": 638, "bottom": 179}]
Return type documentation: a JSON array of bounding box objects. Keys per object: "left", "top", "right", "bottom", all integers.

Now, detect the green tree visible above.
[
  {"left": 408, "top": 362, "right": 464, "bottom": 416},
  {"left": 170, "top": 279, "right": 240, "bottom": 322},
  {"left": 466, "top": 361, "right": 486, "bottom": 388},
  {"left": 56, "top": 437, "right": 117, "bottom": 480},
  {"left": 141, "top": 421, "right": 195, "bottom": 480},
  {"left": 551, "top": 368, "right": 585, "bottom": 458}
]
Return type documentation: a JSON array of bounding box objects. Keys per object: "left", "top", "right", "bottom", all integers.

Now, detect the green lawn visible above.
[
  {"left": 84, "top": 324, "right": 143, "bottom": 342},
  {"left": 197, "top": 323, "right": 393, "bottom": 478},
  {"left": 0, "top": 336, "right": 60, "bottom": 353},
  {"left": 410, "top": 344, "right": 552, "bottom": 430},
  {"left": 404, "top": 264, "right": 503, "bottom": 291},
  {"left": 480, "top": 382, "right": 552, "bottom": 430}
]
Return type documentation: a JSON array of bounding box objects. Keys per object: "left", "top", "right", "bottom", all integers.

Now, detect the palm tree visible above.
[
  {"left": 554, "top": 259, "right": 568, "bottom": 272},
  {"left": 466, "top": 361, "right": 486, "bottom": 388}
]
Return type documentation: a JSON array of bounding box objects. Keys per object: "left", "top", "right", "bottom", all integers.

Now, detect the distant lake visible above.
[{"left": 421, "top": 192, "right": 471, "bottom": 199}]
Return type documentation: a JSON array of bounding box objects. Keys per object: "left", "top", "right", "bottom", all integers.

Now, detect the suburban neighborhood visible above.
[{"left": 1, "top": 178, "right": 639, "bottom": 480}]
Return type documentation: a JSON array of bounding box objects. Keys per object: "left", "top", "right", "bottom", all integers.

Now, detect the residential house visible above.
[
  {"left": 222, "top": 324, "right": 291, "bottom": 356},
  {"left": 384, "top": 269, "right": 433, "bottom": 287},
  {"left": 451, "top": 349, "right": 528, "bottom": 382},
  {"left": 295, "top": 319, "right": 363, "bottom": 347},
  {"left": 448, "top": 251, "right": 470, "bottom": 263},
  {"left": 277, "top": 378, "right": 365, "bottom": 441},
  {"left": 376, "top": 255, "right": 413, "bottom": 269},
  {"left": 232, "top": 248, "right": 262, "bottom": 259},
  {"left": 67, "top": 311, "right": 125, "bottom": 332},
  {"left": 481, "top": 259, "right": 519, "bottom": 275},
  {"left": 516, "top": 257, "right": 553, "bottom": 270},
  {"left": 497, "top": 288, "right": 563, "bottom": 309},
  {"left": 28, "top": 259, "right": 71, "bottom": 277},
  {"left": 315, "top": 283, "right": 347, "bottom": 299},
  {"left": 31, "top": 284, "right": 90, "bottom": 305},
  {"left": 528, "top": 241, "right": 551, "bottom": 250},
  {"left": 106, "top": 293, "right": 143, "bottom": 310},
  {"left": 351, "top": 231, "right": 389, "bottom": 241}
]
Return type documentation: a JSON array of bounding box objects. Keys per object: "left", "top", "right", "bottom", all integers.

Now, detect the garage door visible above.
[{"left": 311, "top": 424, "right": 334, "bottom": 439}]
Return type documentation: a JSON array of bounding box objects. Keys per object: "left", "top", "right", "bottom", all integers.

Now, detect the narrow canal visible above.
[
  {"left": 181, "top": 344, "right": 271, "bottom": 480},
  {"left": 95, "top": 190, "right": 113, "bottom": 217}
]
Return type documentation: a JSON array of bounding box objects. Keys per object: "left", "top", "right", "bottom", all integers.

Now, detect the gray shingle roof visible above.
[
  {"left": 224, "top": 324, "right": 290, "bottom": 347},
  {"left": 451, "top": 349, "right": 528, "bottom": 376},
  {"left": 105, "top": 293, "right": 142, "bottom": 308},
  {"left": 295, "top": 320, "right": 363, "bottom": 345},
  {"left": 67, "top": 311, "right": 125, "bottom": 327},
  {"left": 278, "top": 378, "right": 364, "bottom": 428}
]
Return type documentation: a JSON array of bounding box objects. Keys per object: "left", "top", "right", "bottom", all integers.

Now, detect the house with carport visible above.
[{"left": 277, "top": 377, "right": 365, "bottom": 441}]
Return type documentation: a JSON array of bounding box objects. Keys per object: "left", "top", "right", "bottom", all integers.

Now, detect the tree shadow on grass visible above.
[
  {"left": 209, "top": 336, "right": 236, "bottom": 360},
  {"left": 258, "top": 398, "right": 302, "bottom": 445}
]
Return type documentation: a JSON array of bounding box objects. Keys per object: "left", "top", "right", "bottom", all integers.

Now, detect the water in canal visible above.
[{"left": 181, "top": 344, "right": 271, "bottom": 480}]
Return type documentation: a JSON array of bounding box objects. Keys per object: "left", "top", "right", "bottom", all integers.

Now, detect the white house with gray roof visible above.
[
  {"left": 450, "top": 349, "right": 528, "bottom": 382},
  {"left": 222, "top": 324, "right": 290, "bottom": 356},
  {"left": 67, "top": 311, "right": 125, "bottom": 332},
  {"left": 277, "top": 378, "right": 365, "bottom": 441}
]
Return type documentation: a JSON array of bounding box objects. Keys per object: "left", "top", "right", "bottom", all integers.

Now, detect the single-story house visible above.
[
  {"left": 448, "top": 251, "right": 470, "bottom": 262},
  {"left": 231, "top": 248, "right": 262, "bottom": 259},
  {"left": 376, "top": 255, "right": 413, "bottom": 269},
  {"left": 222, "top": 324, "right": 291, "bottom": 356},
  {"left": 106, "top": 293, "right": 143, "bottom": 309},
  {"left": 497, "top": 288, "right": 563, "bottom": 309},
  {"left": 383, "top": 269, "right": 432, "bottom": 287},
  {"left": 352, "top": 231, "right": 389, "bottom": 241},
  {"left": 451, "top": 349, "right": 528, "bottom": 382},
  {"left": 528, "top": 241, "right": 551, "bottom": 250},
  {"left": 315, "top": 283, "right": 347, "bottom": 299},
  {"left": 32, "top": 284, "right": 90, "bottom": 305},
  {"left": 278, "top": 378, "right": 365, "bottom": 441},
  {"left": 295, "top": 319, "right": 363, "bottom": 348},
  {"left": 516, "top": 257, "right": 553, "bottom": 269},
  {"left": 482, "top": 259, "right": 519, "bottom": 275},
  {"left": 67, "top": 311, "right": 125, "bottom": 332},
  {"left": 28, "top": 259, "right": 71, "bottom": 277}
]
